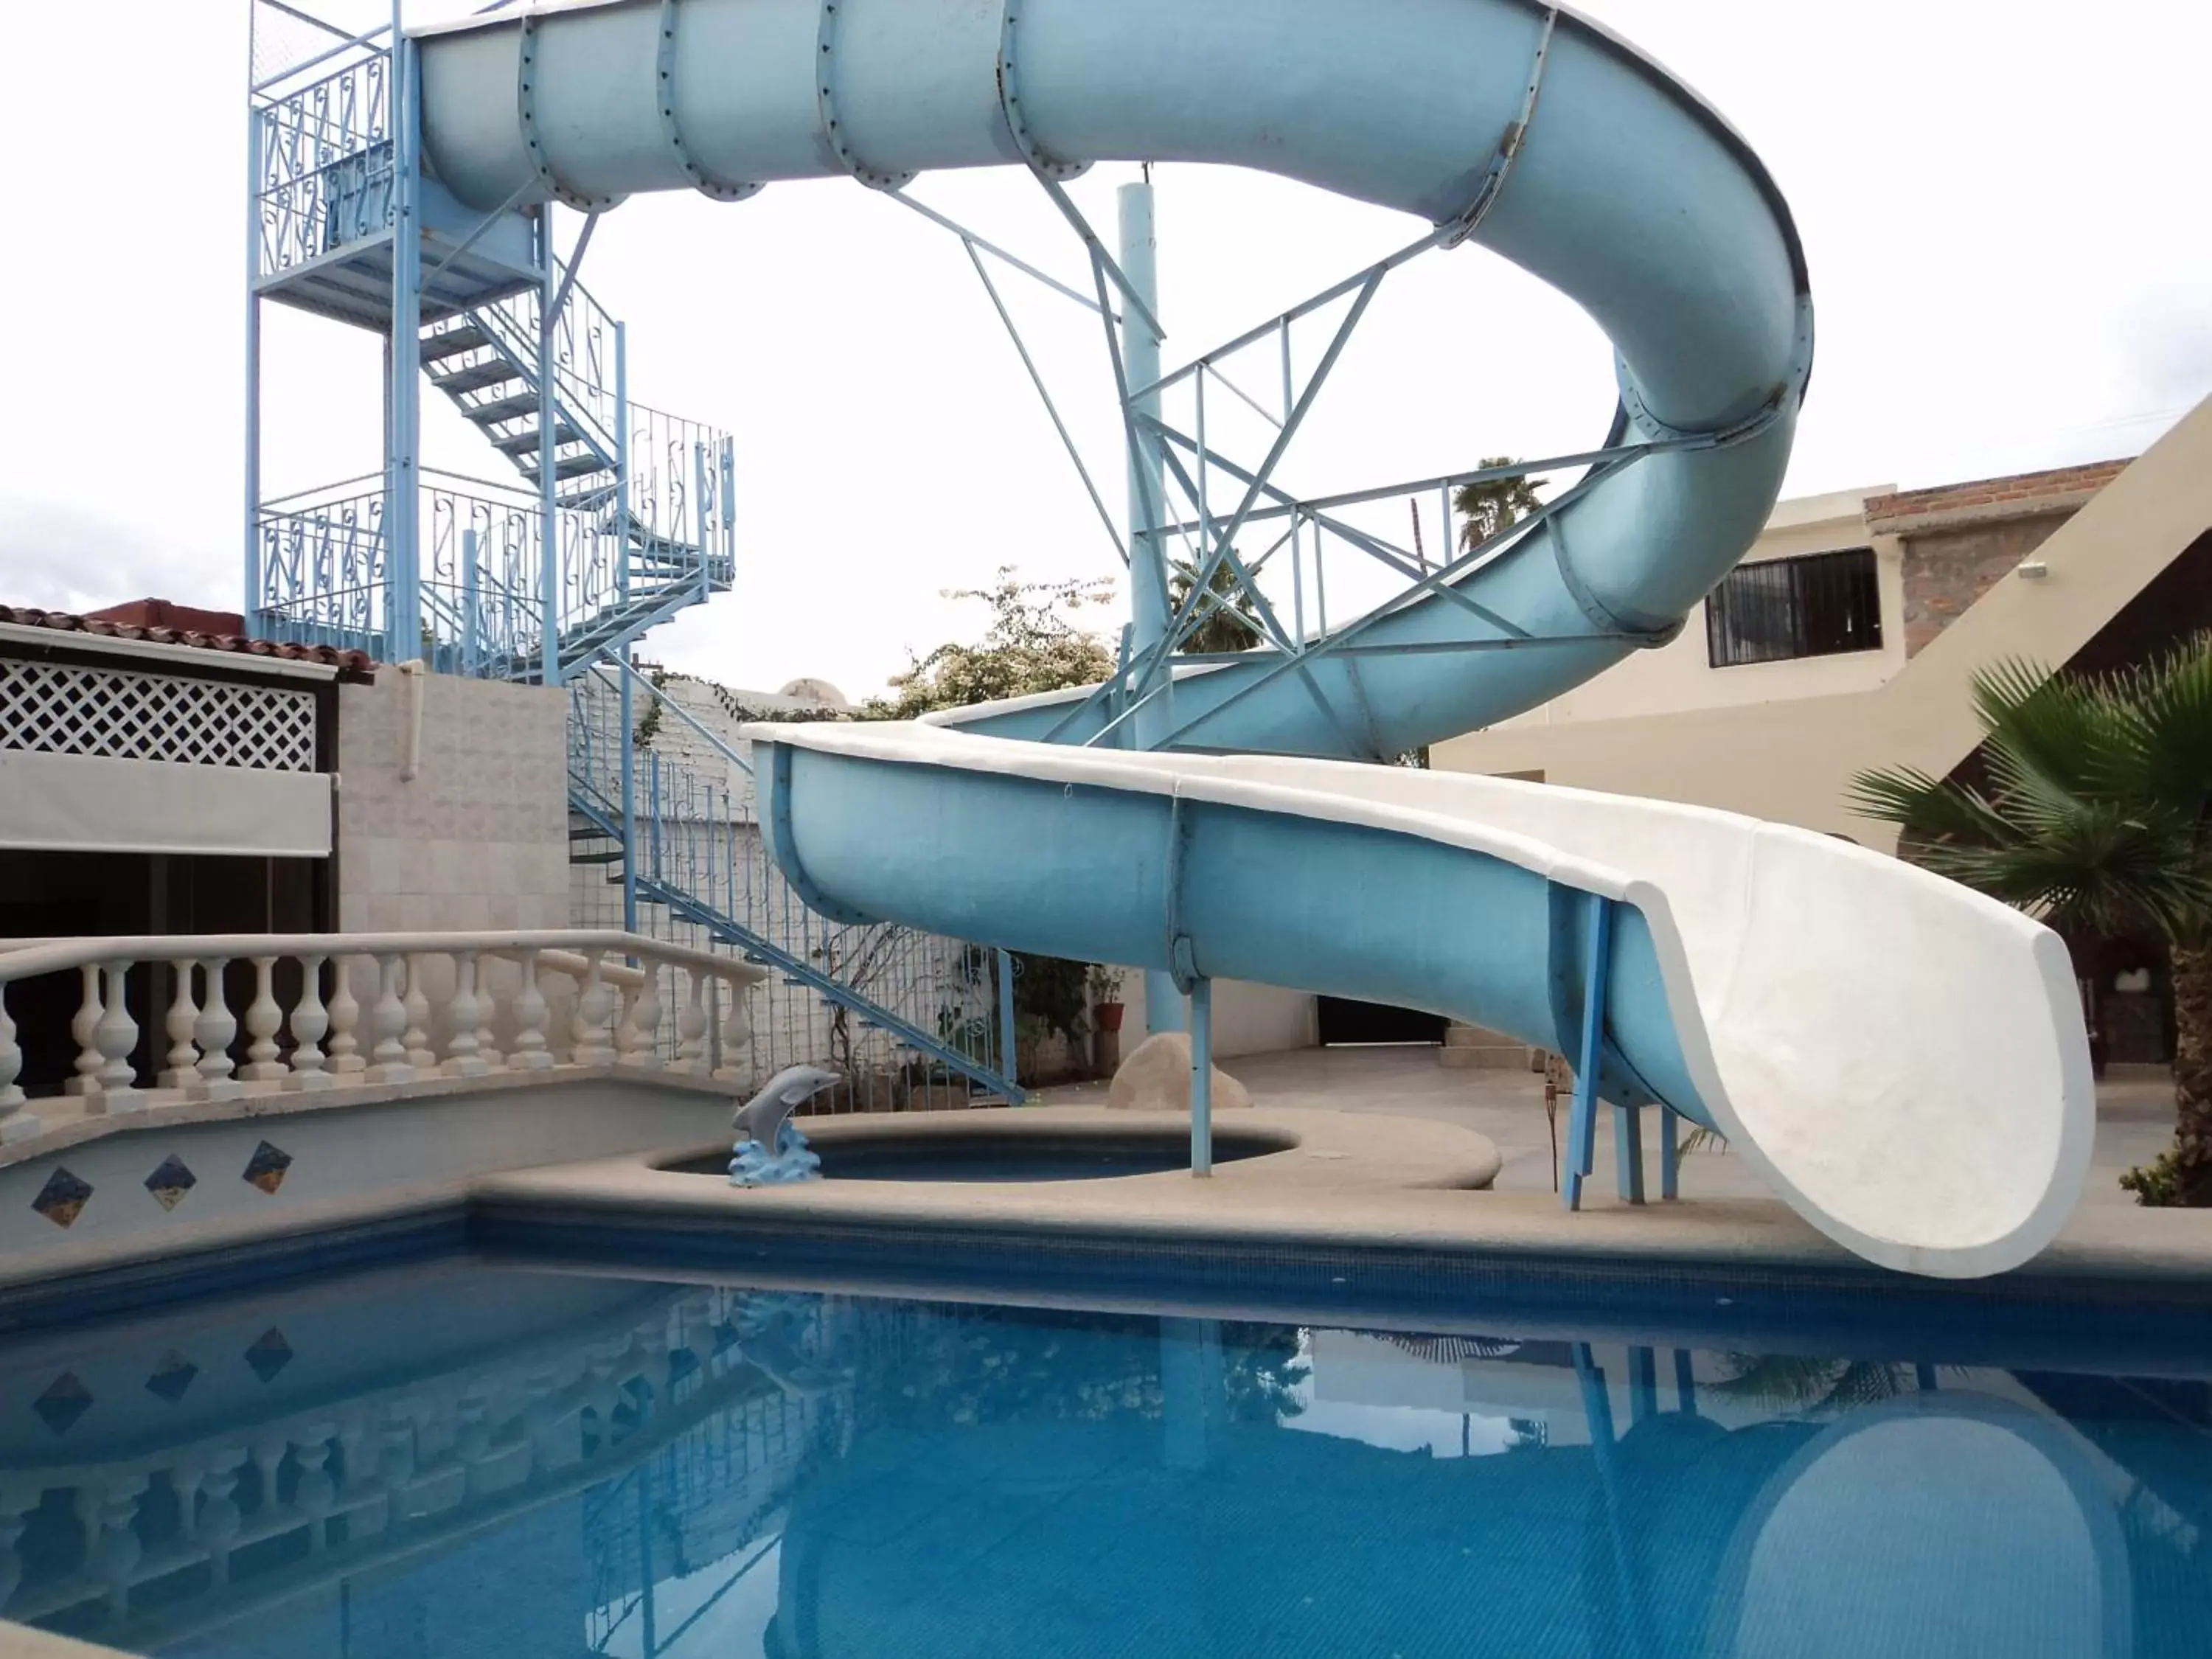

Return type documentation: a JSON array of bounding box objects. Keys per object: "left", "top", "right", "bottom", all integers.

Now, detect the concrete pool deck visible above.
[{"left": 458, "top": 1051, "right": 2212, "bottom": 1313}]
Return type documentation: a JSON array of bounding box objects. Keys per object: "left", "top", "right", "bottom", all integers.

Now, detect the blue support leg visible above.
[
  {"left": 1659, "top": 1105, "right": 1681, "bottom": 1200},
  {"left": 1562, "top": 894, "right": 1613, "bottom": 1211},
  {"left": 1190, "top": 975, "right": 1214, "bottom": 1176},
  {"left": 1615, "top": 1102, "right": 1646, "bottom": 1204},
  {"left": 1627, "top": 1346, "right": 1658, "bottom": 1425},
  {"left": 996, "top": 949, "right": 1018, "bottom": 1094}
]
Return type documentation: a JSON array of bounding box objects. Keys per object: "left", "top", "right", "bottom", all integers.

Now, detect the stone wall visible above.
[{"left": 335, "top": 670, "right": 570, "bottom": 933}]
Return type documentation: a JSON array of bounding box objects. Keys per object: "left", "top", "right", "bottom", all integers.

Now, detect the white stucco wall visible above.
[
  {"left": 1116, "top": 972, "right": 1318, "bottom": 1060},
  {"left": 335, "top": 670, "right": 570, "bottom": 933}
]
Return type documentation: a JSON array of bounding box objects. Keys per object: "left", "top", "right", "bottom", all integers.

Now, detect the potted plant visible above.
[{"left": 1087, "top": 963, "right": 1127, "bottom": 1033}]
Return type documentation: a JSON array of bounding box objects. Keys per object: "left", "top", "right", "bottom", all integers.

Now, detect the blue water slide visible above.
[{"left": 414, "top": 0, "right": 2093, "bottom": 1276}]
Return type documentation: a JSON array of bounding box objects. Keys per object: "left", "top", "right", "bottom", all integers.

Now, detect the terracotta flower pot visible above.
[{"left": 1096, "top": 1001, "right": 1126, "bottom": 1034}]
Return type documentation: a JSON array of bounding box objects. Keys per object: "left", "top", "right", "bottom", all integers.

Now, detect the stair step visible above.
[
  {"left": 420, "top": 322, "right": 495, "bottom": 362},
  {"left": 519, "top": 453, "right": 618, "bottom": 483},
  {"left": 494, "top": 423, "right": 586, "bottom": 456},
  {"left": 570, "top": 850, "right": 625, "bottom": 865},
  {"left": 462, "top": 390, "right": 543, "bottom": 425},
  {"left": 428, "top": 358, "right": 523, "bottom": 396}
]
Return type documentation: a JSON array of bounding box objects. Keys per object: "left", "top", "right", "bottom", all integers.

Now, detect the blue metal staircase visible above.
[{"left": 242, "top": 1, "right": 1018, "bottom": 1103}]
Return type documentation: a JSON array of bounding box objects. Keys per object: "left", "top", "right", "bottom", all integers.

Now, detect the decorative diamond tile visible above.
[
  {"left": 145, "top": 1154, "right": 198, "bottom": 1211},
  {"left": 33, "top": 1372, "right": 93, "bottom": 1436},
  {"left": 241, "top": 1141, "right": 293, "bottom": 1196},
  {"left": 32, "top": 1167, "right": 92, "bottom": 1230},
  {"left": 245, "top": 1326, "right": 293, "bottom": 1384},
  {"left": 145, "top": 1352, "right": 199, "bottom": 1405}
]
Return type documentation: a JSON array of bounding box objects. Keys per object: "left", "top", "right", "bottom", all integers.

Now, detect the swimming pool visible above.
[{"left": 2, "top": 1258, "right": 2203, "bottom": 1657}]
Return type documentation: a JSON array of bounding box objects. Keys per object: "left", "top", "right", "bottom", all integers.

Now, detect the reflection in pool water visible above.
[{"left": 0, "top": 1262, "right": 2202, "bottom": 1657}]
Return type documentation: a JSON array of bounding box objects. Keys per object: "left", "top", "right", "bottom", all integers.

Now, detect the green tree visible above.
[
  {"left": 1166, "top": 552, "right": 1264, "bottom": 653},
  {"left": 864, "top": 566, "right": 1116, "bottom": 720},
  {"left": 1454, "top": 456, "right": 1547, "bottom": 551},
  {"left": 1848, "top": 639, "right": 2212, "bottom": 1206}
]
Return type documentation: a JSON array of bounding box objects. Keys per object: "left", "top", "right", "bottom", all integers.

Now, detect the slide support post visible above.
[
  {"left": 1190, "top": 975, "right": 1213, "bottom": 1176},
  {"left": 1563, "top": 894, "right": 1613, "bottom": 1211}
]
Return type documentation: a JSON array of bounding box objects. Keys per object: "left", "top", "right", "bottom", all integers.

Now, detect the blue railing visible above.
[{"left": 568, "top": 664, "right": 1021, "bottom": 1102}]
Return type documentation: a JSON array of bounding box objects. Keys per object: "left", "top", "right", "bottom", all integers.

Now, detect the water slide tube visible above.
[{"left": 412, "top": 0, "right": 2094, "bottom": 1276}]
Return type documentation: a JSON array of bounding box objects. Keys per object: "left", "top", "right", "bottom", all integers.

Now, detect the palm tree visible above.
[
  {"left": 1848, "top": 637, "right": 2212, "bottom": 1206},
  {"left": 1167, "top": 553, "right": 1264, "bottom": 653},
  {"left": 1454, "top": 457, "right": 1547, "bottom": 552}
]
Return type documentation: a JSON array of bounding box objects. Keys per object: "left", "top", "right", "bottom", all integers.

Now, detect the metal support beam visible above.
[
  {"left": 996, "top": 947, "right": 1018, "bottom": 1090},
  {"left": 1659, "top": 1105, "right": 1681, "bottom": 1200},
  {"left": 1119, "top": 180, "right": 1172, "bottom": 760},
  {"left": 243, "top": 102, "right": 263, "bottom": 634},
  {"left": 1615, "top": 1100, "right": 1646, "bottom": 1204},
  {"left": 1563, "top": 894, "right": 1613, "bottom": 1211},
  {"left": 1190, "top": 975, "right": 1214, "bottom": 1176},
  {"left": 620, "top": 648, "right": 639, "bottom": 936},
  {"left": 386, "top": 29, "right": 423, "bottom": 665},
  {"left": 964, "top": 242, "right": 1128, "bottom": 566},
  {"left": 537, "top": 205, "right": 561, "bottom": 685}
]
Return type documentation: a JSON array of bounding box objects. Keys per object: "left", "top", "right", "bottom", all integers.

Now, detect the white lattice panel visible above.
[{"left": 0, "top": 658, "right": 318, "bottom": 773}]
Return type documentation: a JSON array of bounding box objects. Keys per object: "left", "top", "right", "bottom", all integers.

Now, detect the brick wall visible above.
[{"left": 1866, "top": 458, "right": 2127, "bottom": 658}]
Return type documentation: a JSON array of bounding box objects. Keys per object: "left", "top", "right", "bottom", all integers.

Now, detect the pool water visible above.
[{"left": 2, "top": 1260, "right": 2207, "bottom": 1658}]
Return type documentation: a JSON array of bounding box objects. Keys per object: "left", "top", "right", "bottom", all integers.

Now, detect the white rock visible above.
[{"left": 1106, "top": 1032, "right": 1254, "bottom": 1112}]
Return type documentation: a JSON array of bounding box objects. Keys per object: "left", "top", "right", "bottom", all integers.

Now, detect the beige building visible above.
[{"left": 1434, "top": 397, "right": 2212, "bottom": 854}]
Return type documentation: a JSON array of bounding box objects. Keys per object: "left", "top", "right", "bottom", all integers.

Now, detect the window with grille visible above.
[{"left": 1705, "top": 546, "right": 1882, "bottom": 669}]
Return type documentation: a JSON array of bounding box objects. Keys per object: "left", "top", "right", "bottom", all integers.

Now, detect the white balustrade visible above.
[
  {"left": 192, "top": 959, "right": 243, "bottom": 1102},
  {"left": 443, "top": 954, "right": 488, "bottom": 1078},
  {"left": 0, "top": 932, "right": 775, "bottom": 1130},
  {"left": 674, "top": 968, "right": 710, "bottom": 1075},
  {"left": 402, "top": 953, "right": 437, "bottom": 1072},
  {"left": 510, "top": 950, "right": 554, "bottom": 1071},
  {"left": 616, "top": 967, "right": 661, "bottom": 1068},
  {"left": 366, "top": 955, "right": 412, "bottom": 1084},
  {"left": 160, "top": 963, "right": 201, "bottom": 1091},
  {"left": 287, "top": 955, "right": 333, "bottom": 1091},
  {"left": 93, "top": 965, "right": 143, "bottom": 1112},
  {"left": 67, "top": 964, "right": 103, "bottom": 1098},
  {"left": 326, "top": 960, "right": 364, "bottom": 1076},
  {"left": 0, "top": 987, "right": 24, "bottom": 1120},
  {"left": 572, "top": 953, "right": 618, "bottom": 1066},
  {"left": 714, "top": 978, "right": 755, "bottom": 1084},
  {"left": 240, "top": 956, "right": 287, "bottom": 1083}
]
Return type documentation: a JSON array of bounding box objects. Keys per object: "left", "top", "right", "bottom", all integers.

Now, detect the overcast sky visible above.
[{"left": 1, "top": 1, "right": 2205, "bottom": 700}]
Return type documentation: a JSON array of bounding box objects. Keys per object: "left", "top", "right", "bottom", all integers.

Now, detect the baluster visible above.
[
  {"left": 366, "top": 955, "right": 413, "bottom": 1083},
  {"left": 674, "top": 968, "right": 709, "bottom": 1074},
  {"left": 199, "top": 1450, "right": 246, "bottom": 1587},
  {"left": 326, "top": 958, "right": 365, "bottom": 1076},
  {"left": 286, "top": 955, "right": 334, "bottom": 1091},
  {"left": 443, "top": 954, "right": 488, "bottom": 1077},
  {"left": 572, "top": 954, "right": 617, "bottom": 1066},
  {"left": 294, "top": 1425, "right": 338, "bottom": 1553},
  {"left": 67, "top": 963, "right": 104, "bottom": 1097},
  {"left": 509, "top": 950, "right": 554, "bottom": 1071},
  {"left": 403, "top": 953, "right": 437, "bottom": 1071},
  {"left": 474, "top": 960, "right": 504, "bottom": 1071},
  {"left": 617, "top": 967, "right": 661, "bottom": 1068},
  {"left": 95, "top": 1475, "right": 147, "bottom": 1621},
  {"left": 0, "top": 1482, "right": 30, "bottom": 1615},
  {"left": 191, "top": 959, "right": 242, "bottom": 1102},
  {"left": 94, "top": 964, "right": 144, "bottom": 1111},
  {"left": 240, "top": 956, "right": 287, "bottom": 1083},
  {"left": 713, "top": 975, "right": 754, "bottom": 1083},
  {"left": 0, "top": 985, "right": 33, "bottom": 1141},
  {"left": 160, "top": 961, "right": 201, "bottom": 1091}
]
